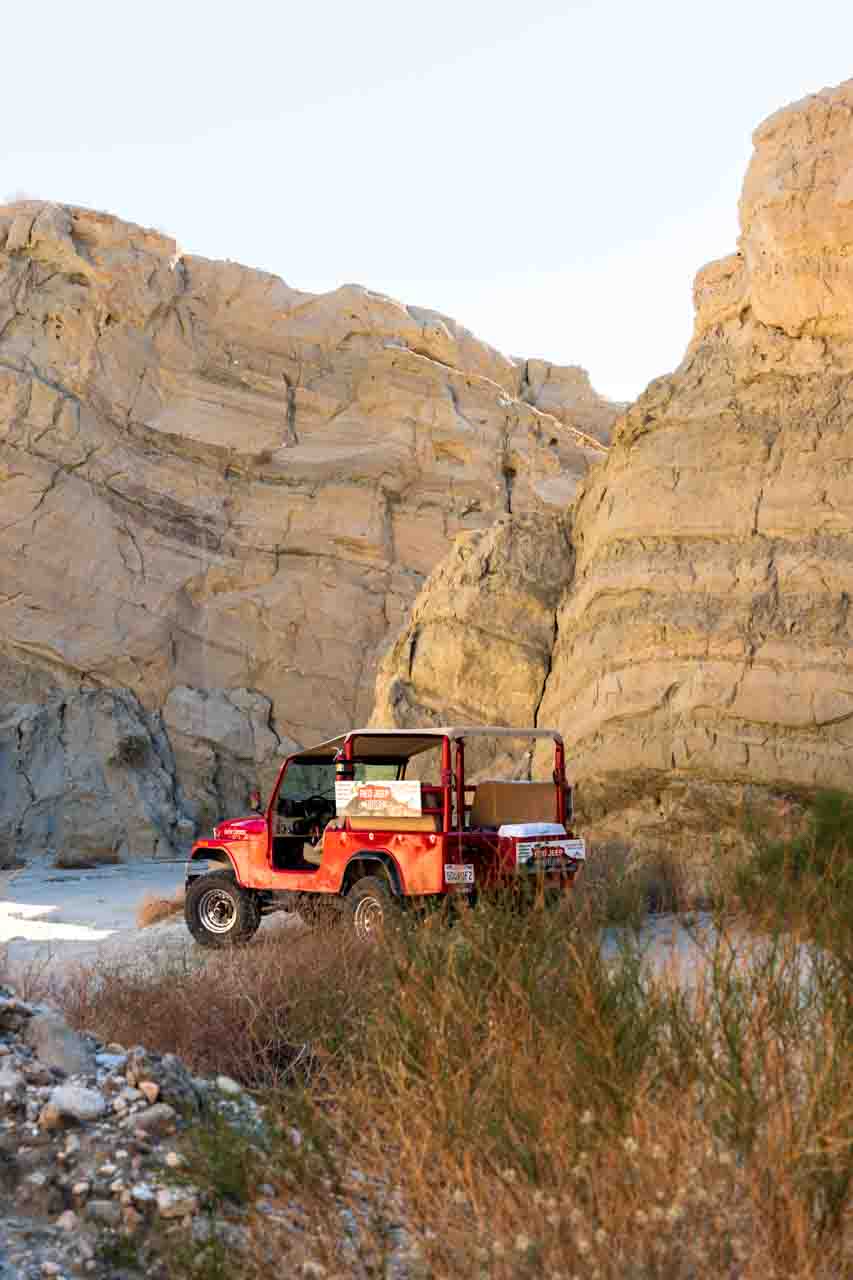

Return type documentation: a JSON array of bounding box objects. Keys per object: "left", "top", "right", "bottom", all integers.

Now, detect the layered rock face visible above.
[
  {"left": 376, "top": 79, "right": 853, "bottom": 852},
  {"left": 372, "top": 513, "right": 574, "bottom": 780},
  {"left": 0, "top": 202, "right": 615, "bottom": 858}
]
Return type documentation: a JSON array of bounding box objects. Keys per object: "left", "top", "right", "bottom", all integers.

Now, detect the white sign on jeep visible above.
[
  {"left": 335, "top": 779, "right": 422, "bottom": 819},
  {"left": 516, "top": 838, "right": 586, "bottom": 867}
]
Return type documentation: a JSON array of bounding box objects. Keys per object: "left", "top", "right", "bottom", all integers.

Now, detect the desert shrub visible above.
[
  {"left": 60, "top": 921, "right": 381, "bottom": 1089},
  {"left": 579, "top": 840, "right": 689, "bottom": 923},
  {"left": 113, "top": 734, "right": 149, "bottom": 766},
  {"left": 731, "top": 789, "right": 853, "bottom": 966},
  {"left": 136, "top": 889, "right": 185, "bottom": 928}
]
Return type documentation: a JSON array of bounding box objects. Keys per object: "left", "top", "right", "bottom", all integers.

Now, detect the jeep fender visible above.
[
  {"left": 186, "top": 847, "right": 241, "bottom": 884},
  {"left": 341, "top": 850, "right": 404, "bottom": 896}
]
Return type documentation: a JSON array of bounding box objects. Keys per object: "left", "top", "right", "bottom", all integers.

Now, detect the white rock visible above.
[
  {"left": 49, "top": 1084, "right": 107, "bottom": 1122},
  {"left": 96, "top": 1052, "right": 127, "bottom": 1071},
  {"left": 0, "top": 1066, "right": 24, "bottom": 1095},
  {"left": 156, "top": 1186, "right": 199, "bottom": 1218},
  {"left": 130, "top": 1182, "right": 156, "bottom": 1205},
  {"left": 26, "top": 1012, "right": 95, "bottom": 1076},
  {"left": 215, "top": 1075, "right": 242, "bottom": 1096}
]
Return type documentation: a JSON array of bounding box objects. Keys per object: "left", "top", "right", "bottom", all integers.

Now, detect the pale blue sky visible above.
[{"left": 4, "top": 1, "right": 852, "bottom": 401}]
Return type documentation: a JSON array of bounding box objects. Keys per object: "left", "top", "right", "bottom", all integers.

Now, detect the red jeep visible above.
[{"left": 184, "top": 726, "right": 585, "bottom": 945}]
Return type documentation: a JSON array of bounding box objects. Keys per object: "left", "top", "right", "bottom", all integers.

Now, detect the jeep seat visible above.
[
  {"left": 469, "top": 781, "right": 556, "bottom": 829},
  {"left": 347, "top": 815, "right": 439, "bottom": 833}
]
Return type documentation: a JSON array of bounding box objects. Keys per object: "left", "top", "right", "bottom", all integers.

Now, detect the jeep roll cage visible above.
[{"left": 267, "top": 726, "right": 569, "bottom": 833}]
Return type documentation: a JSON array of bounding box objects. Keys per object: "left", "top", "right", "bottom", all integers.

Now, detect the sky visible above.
[{"left": 3, "top": 1, "right": 853, "bottom": 403}]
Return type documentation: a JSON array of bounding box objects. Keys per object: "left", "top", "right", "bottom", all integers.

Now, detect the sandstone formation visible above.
[
  {"left": 0, "top": 202, "right": 616, "bottom": 859},
  {"left": 373, "top": 514, "right": 573, "bottom": 733},
  {"left": 372, "top": 513, "right": 574, "bottom": 780},
  {"left": 375, "top": 78, "right": 853, "bottom": 854}
]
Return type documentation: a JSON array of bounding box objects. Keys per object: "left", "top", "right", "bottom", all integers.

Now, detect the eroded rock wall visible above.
[
  {"left": 374, "top": 78, "right": 853, "bottom": 856},
  {"left": 539, "top": 79, "right": 853, "bottom": 848},
  {"left": 372, "top": 513, "right": 573, "bottom": 725},
  {"left": 0, "top": 202, "right": 616, "bottom": 858}
]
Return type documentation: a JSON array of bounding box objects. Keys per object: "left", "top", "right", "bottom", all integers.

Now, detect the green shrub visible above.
[{"left": 733, "top": 790, "right": 853, "bottom": 965}]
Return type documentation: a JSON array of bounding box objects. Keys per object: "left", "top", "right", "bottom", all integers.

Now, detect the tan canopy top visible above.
[{"left": 294, "top": 726, "right": 563, "bottom": 763}]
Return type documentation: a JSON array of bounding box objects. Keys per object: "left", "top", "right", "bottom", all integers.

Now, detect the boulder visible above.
[
  {"left": 372, "top": 512, "right": 573, "bottom": 781},
  {"left": 0, "top": 688, "right": 185, "bottom": 863},
  {"left": 48, "top": 1084, "right": 107, "bottom": 1123},
  {"left": 132, "top": 1103, "right": 178, "bottom": 1138},
  {"left": 26, "top": 1012, "right": 95, "bottom": 1076}
]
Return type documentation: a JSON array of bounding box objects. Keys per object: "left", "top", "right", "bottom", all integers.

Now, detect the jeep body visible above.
[{"left": 184, "top": 726, "right": 585, "bottom": 944}]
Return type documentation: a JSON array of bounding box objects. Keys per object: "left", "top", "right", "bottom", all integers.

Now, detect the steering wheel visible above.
[{"left": 301, "top": 794, "right": 336, "bottom": 845}]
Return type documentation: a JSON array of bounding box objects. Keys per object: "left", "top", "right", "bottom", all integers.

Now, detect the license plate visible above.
[
  {"left": 517, "top": 838, "right": 586, "bottom": 869},
  {"left": 444, "top": 864, "right": 475, "bottom": 885}
]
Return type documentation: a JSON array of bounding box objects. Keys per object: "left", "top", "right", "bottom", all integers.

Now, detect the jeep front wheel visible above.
[
  {"left": 185, "top": 871, "right": 261, "bottom": 948},
  {"left": 345, "top": 875, "right": 396, "bottom": 942}
]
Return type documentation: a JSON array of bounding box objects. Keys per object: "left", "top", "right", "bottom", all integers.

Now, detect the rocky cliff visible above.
[
  {"left": 0, "top": 202, "right": 616, "bottom": 860},
  {"left": 374, "top": 78, "right": 853, "bottom": 856}
]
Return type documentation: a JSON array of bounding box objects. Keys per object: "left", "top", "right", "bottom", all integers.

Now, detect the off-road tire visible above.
[
  {"left": 185, "top": 871, "right": 261, "bottom": 948},
  {"left": 344, "top": 874, "right": 396, "bottom": 942}
]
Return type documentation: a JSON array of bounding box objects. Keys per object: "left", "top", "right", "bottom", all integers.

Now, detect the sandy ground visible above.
[{"left": 0, "top": 858, "right": 297, "bottom": 990}]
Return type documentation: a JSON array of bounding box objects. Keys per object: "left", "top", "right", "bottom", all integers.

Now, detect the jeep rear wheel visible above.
[
  {"left": 345, "top": 875, "right": 396, "bottom": 942},
  {"left": 185, "top": 871, "right": 261, "bottom": 948}
]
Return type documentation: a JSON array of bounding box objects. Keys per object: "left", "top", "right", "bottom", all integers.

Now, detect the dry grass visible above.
[
  {"left": 52, "top": 801, "right": 853, "bottom": 1280},
  {"left": 60, "top": 922, "right": 380, "bottom": 1089},
  {"left": 136, "top": 889, "right": 186, "bottom": 928},
  {"left": 576, "top": 839, "right": 692, "bottom": 921}
]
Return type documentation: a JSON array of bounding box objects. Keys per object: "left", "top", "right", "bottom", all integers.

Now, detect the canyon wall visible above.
[
  {"left": 0, "top": 202, "right": 616, "bottom": 859},
  {"left": 375, "top": 79, "right": 853, "bottom": 854},
  {"left": 6, "top": 78, "right": 850, "bottom": 866}
]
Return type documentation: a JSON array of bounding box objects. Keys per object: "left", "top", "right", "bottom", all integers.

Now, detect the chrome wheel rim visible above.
[
  {"left": 352, "top": 894, "right": 384, "bottom": 940},
  {"left": 198, "top": 888, "right": 238, "bottom": 934}
]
